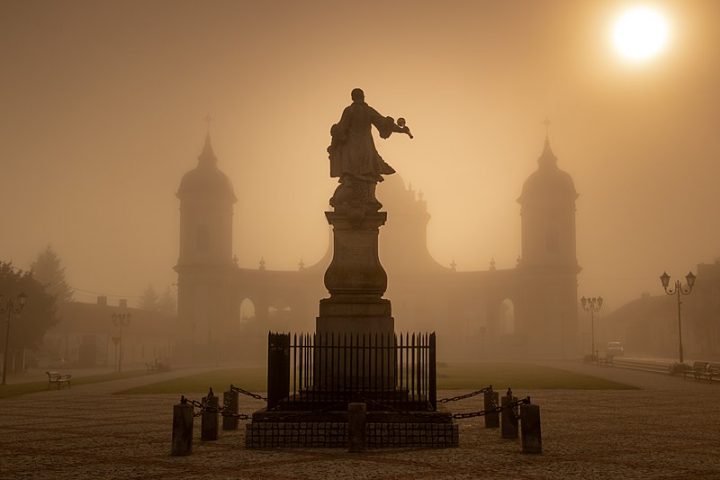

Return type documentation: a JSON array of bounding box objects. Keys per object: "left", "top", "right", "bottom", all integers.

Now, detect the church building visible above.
[{"left": 175, "top": 133, "right": 580, "bottom": 360}]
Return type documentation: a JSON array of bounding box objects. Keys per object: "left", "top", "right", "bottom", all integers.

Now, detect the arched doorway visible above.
[
  {"left": 500, "top": 298, "right": 515, "bottom": 335},
  {"left": 239, "top": 298, "right": 256, "bottom": 324}
]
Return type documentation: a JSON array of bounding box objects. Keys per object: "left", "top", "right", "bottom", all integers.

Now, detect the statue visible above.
[{"left": 327, "top": 88, "right": 412, "bottom": 214}]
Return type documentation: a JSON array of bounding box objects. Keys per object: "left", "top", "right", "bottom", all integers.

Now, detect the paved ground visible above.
[{"left": 1, "top": 363, "right": 719, "bottom": 480}]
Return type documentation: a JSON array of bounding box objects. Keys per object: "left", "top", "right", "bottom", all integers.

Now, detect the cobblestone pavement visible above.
[{"left": 1, "top": 364, "right": 719, "bottom": 480}]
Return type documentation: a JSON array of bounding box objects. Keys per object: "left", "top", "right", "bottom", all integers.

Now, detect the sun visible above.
[{"left": 612, "top": 6, "right": 670, "bottom": 61}]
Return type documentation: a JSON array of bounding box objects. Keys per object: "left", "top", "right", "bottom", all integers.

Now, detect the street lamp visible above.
[
  {"left": 659, "top": 271, "right": 696, "bottom": 365},
  {"left": 1, "top": 293, "right": 28, "bottom": 386},
  {"left": 111, "top": 312, "right": 131, "bottom": 373},
  {"left": 580, "top": 296, "right": 603, "bottom": 360}
]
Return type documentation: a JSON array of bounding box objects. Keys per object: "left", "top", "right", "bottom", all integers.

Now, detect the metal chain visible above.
[
  {"left": 437, "top": 385, "right": 493, "bottom": 404},
  {"left": 230, "top": 385, "right": 267, "bottom": 401},
  {"left": 180, "top": 392, "right": 531, "bottom": 423},
  {"left": 180, "top": 396, "right": 253, "bottom": 420},
  {"left": 451, "top": 396, "right": 531, "bottom": 419}
]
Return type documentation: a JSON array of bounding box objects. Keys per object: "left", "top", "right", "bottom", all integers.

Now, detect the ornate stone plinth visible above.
[
  {"left": 318, "top": 211, "right": 393, "bottom": 336},
  {"left": 316, "top": 211, "right": 394, "bottom": 389}
]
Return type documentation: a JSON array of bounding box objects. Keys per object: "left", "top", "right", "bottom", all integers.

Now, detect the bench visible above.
[
  {"left": 690, "top": 361, "right": 714, "bottom": 381},
  {"left": 145, "top": 360, "right": 171, "bottom": 373},
  {"left": 46, "top": 371, "right": 72, "bottom": 389},
  {"left": 711, "top": 363, "right": 720, "bottom": 382}
]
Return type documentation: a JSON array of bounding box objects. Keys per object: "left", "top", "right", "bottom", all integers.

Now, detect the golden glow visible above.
[{"left": 612, "top": 6, "right": 670, "bottom": 61}]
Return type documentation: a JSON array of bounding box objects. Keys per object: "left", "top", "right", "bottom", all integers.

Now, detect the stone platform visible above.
[{"left": 245, "top": 411, "right": 458, "bottom": 448}]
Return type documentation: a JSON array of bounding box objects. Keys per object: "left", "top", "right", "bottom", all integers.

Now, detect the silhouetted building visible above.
[
  {"left": 515, "top": 136, "right": 580, "bottom": 356},
  {"left": 175, "top": 134, "right": 581, "bottom": 360},
  {"left": 42, "top": 296, "right": 174, "bottom": 368},
  {"left": 175, "top": 134, "right": 238, "bottom": 360}
]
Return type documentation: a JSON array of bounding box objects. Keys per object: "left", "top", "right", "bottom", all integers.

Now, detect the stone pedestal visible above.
[
  {"left": 316, "top": 211, "right": 394, "bottom": 389},
  {"left": 245, "top": 202, "right": 456, "bottom": 449},
  {"left": 319, "top": 211, "right": 393, "bottom": 331}
]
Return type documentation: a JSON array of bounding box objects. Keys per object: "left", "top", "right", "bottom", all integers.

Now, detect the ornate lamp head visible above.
[
  {"left": 581, "top": 297, "right": 587, "bottom": 309},
  {"left": 685, "top": 271, "right": 696, "bottom": 288},
  {"left": 17, "top": 293, "right": 27, "bottom": 308},
  {"left": 597, "top": 296, "right": 603, "bottom": 309},
  {"left": 660, "top": 271, "right": 671, "bottom": 289}
]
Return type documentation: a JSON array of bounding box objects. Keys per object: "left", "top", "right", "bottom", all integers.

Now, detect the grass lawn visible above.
[
  {"left": 0, "top": 370, "right": 153, "bottom": 399},
  {"left": 118, "top": 362, "right": 634, "bottom": 395},
  {"left": 436, "top": 363, "right": 635, "bottom": 390},
  {"left": 118, "top": 367, "right": 267, "bottom": 395}
]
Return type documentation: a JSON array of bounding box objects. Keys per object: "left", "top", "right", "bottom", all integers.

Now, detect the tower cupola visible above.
[
  {"left": 176, "top": 133, "right": 236, "bottom": 267},
  {"left": 518, "top": 134, "right": 578, "bottom": 269}
]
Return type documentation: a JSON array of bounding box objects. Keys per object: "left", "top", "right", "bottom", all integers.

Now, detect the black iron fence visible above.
[{"left": 267, "top": 332, "right": 436, "bottom": 410}]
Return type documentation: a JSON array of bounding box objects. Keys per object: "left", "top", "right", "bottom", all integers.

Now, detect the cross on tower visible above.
[
  {"left": 542, "top": 117, "right": 551, "bottom": 136},
  {"left": 204, "top": 114, "right": 214, "bottom": 132}
]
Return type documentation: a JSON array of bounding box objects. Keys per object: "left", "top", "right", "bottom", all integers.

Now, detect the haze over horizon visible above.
[{"left": 2, "top": 0, "right": 720, "bottom": 312}]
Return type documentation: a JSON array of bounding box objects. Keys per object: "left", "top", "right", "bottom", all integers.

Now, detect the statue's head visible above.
[{"left": 351, "top": 88, "right": 365, "bottom": 103}]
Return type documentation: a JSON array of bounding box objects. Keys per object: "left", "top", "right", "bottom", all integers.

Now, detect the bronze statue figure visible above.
[{"left": 327, "top": 88, "right": 412, "bottom": 213}]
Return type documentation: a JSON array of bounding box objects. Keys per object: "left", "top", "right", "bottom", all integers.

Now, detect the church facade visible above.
[{"left": 175, "top": 134, "right": 580, "bottom": 361}]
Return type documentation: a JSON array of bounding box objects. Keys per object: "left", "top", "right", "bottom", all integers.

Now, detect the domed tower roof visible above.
[
  {"left": 518, "top": 135, "right": 577, "bottom": 204},
  {"left": 177, "top": 133, "right": 236, "bottom": 203}
]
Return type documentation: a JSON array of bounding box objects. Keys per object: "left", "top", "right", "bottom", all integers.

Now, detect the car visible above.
[{"left": 606, "top": 341, "right": 624, "bottom": 357}]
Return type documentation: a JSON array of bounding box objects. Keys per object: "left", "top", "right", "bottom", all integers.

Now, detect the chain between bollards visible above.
[{"left": 437, "top": 385, "right": 493, "bottom": 404}]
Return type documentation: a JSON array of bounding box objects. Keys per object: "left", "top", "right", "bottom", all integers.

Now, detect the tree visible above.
[
  {"left": 139, "top": 285, "right": 159, "bottom": 311},
  {"left": 30, "top": 246, "right": 73, "bottom": 304},
  {"left": 0, "top": 261, "right": 59, "bottom": 352},
  {"left": 157, "top": 287, "right": 177, "bottom": 315}
]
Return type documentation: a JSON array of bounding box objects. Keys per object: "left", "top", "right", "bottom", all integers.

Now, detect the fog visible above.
[{"left": 2, "top": 0, "right": 720, "bottom": 312}]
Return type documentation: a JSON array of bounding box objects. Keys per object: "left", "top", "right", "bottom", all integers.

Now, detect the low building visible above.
[
  {"left": 601, "top": 261, "right": 720, "bottom": 361},
  {"left": 42, "top": 296, "right": 175, "bottom": 369}
]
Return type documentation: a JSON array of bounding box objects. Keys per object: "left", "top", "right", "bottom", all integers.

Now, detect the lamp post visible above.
[
  {"left": 659, "top": 271, "right": 696, "bottom": 365},
  {"left": 580, "top": 296, "right": 603, "bottom": 360},
  {"left": 1, "top": 293, "right": 28, "bottom": 386},
  {"left": 111, "top": 312, "right": 131, "bottom": 373}
]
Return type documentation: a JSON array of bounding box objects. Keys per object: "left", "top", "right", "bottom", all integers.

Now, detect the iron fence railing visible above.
[{"left": 267, "top": 332, "right": 437, "bottom": 410}]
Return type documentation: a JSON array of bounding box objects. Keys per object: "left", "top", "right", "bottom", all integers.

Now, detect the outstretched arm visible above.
[{"left": 370, "top": 108, "right": 413, "bottom": 139}]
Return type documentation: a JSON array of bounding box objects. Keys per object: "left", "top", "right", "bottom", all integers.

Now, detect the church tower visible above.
[
  {"left": 516, "top": 135, "right": 580, "bottom": 356},
  {"left": 175, "top": 134, "right": 237, "bottom": 359}
]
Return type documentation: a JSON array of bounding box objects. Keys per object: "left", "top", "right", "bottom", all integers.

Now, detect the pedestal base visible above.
[
  {"left": 317, "top": 297, "right": 393, "bottom": 335},
  {"left": 245, "top": 408, "right": 458, "bottom": 449}
]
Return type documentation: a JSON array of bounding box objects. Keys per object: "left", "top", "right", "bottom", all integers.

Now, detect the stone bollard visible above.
[
  {"left": 171, "top": 396, "right": 194, "bottom": 456},
  {"left": 347, "top": 402, "right": 367, "bottom": 452},
  {"left": 501, "top": 388, "right": 519, "bottom": 439},
  {"left": 520, "top": 402, "right": 542, "bottom": 454},
  {"left": 484, "top": 387, "right": 499, "bottom": 428},
  {"left": 223, "top": 388, "right": 239, "bottom": 431},
  {"left": 201, "top": 388, "right": 219, "bottom": 441}
]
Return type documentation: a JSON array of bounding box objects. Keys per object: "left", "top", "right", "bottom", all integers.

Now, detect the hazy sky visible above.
[{"left": 2, "top": 0, "right": 720, "bottom": 311}]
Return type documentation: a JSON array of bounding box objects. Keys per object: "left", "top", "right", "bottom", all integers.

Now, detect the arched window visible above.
[
  {"left": 240, "top": 298, "right": 256, "bottom": 323},
  {"left": 500, "top": 298, "right": 515, "bottom": 335}
]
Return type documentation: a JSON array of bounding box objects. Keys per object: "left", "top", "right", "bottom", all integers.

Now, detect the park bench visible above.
[
  {"left": 145, "top": 360, "right": 171, "bottom": 373},
  {"left": 690, "top": 361, "right": 714, "bottom": 381},
  {"left": 711, "top": 363, "right": 720, "bottom": 381},
  {"left": 46, "top": 371, "right": 72, "bottom": 389}
]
